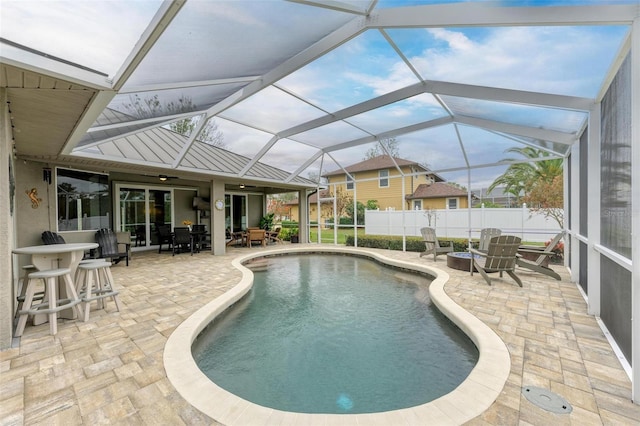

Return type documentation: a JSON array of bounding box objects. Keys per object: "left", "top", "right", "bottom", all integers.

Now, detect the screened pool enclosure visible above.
[{"left": 1, "top": 0, "right": 639, "bottom": 404}]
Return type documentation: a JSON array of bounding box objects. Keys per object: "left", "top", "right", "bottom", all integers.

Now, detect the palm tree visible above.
[{"left": 488, "top": 147, "right": 563, "bottom": 203}]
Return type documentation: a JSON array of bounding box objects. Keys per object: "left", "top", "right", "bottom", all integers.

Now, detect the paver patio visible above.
[{"left": 1, "top": 244, "right": 638, "bottom": 425}]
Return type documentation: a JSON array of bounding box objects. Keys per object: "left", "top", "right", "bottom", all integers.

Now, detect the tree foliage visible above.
[
  {"left": 522, "top": 174, "right": 564, "bottom": 227},
  {"left": 363, "top": 137, "right": 400, "bottom": 160},
  {"left": 488, "top": 147, "right": 562, "bottom": 200},
  {"left": 123, "top": 94, "right": 225, "bottom": 147},
  {"left": 332, "top": 187, "right": 352, "bottom": 218},
  {"left": 489, "top": 146, "right": 564, "bottom": 226},
  {"left": 344, "top": 199, "right": 378, "bottom": 225}
]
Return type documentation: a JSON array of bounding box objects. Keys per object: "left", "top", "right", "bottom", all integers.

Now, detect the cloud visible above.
[
  {"left": 1, "top": 0, "right": 161, "bottom": 76},
  {"left": 410, "top": 25, "right": 627, "bottom": 97}
]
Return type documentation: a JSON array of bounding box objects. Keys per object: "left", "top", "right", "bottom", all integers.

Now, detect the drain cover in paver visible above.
[{"left": 522, "top": 386, "right": 573, "bottom": 414}]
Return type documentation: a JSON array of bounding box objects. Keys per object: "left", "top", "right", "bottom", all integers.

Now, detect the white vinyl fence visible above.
[{"left": 365, "top": 206, "right": 562, "bottom": 243}]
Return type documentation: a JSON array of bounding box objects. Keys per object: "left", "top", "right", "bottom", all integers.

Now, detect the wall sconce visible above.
[
  {"left": 42, "top": 167, "right": 52, "bottom": 184},
  {"left": 239, "top": 184, "right": 245, "bottom": 189},
  {"left": 159, "top": 175, "right": 168, "bottom": 181}
]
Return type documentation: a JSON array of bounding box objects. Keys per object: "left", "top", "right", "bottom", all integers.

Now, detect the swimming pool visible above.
[
  {"left": 192, "top": 254, "right": 478, "bottom": 414},
  {"left": 164, "top": 246, "right": 511, "bottom": 425}
]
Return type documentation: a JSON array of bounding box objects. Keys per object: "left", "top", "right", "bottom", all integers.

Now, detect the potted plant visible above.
[
  {"left": 289, "top": 227, "right": 299, "bottom": 243},
  {"left": 259, "top": 213, "right": 274, "bottom": 231}
]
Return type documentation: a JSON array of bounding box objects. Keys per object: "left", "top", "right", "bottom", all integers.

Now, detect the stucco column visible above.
[
  {"left": 211, "top": 180, "right": 226, "bottom": 255},
  {"left": 298, "top": 189, "right": 308, "bottom": 244},
  {"left": 1, "top": 89, "right": 15, "bottom": 349}
]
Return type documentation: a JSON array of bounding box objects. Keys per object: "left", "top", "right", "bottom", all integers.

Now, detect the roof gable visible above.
[
  {"left": 408, "top": 182, "right": 469, "bottom": 199},
  {"left": 323, "top": 155, "right": 428, "bottom": 177}
]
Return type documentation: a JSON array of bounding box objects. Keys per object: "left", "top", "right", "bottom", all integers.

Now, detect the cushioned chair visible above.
[
  {"left": 469, "top": 235, "right": 523, "bottom": 287},
  {"left": 172, "top": 227, "right": 193, "bottom": 256},
  {"left": 247, "top": 228, "right": 266, "bottom": 248},
  {"left": 96, "top": 228, "right": 130, "bottom": 266},
  {"left": 419, "top": 227, "right": 453, "bottom": 261},
  {"left": 116, "top": 231, "right": 132, "bottom": 260}
]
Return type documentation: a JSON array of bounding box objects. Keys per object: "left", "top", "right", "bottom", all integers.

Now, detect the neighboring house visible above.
[
  {"left": 406, "top": 182, "right": 473, "bottom": 210},
  {"left": 472, "top": 186, "right": 520, "bottom": 208},
  {"left": 322, "top": 155, "right": 444, "bottom": 212},
  {"left": 285, "top": 156, "right": 470, "bottom": 225},
  {"left": 283, "top": 189, "right": 332, "bottom": 224}
]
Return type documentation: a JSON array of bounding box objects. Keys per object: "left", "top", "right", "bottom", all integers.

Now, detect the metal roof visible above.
[{"left": 1, "top": 1, "right": 637, "bottom": 189}]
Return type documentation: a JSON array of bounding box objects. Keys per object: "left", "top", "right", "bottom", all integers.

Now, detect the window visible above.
[
  {"left": 447, "top": 198, "right": 458, "bottom": 209},
  {"left": 346, "top": 175, "right": 354, "bottom": 190},
  {"left": 379, "top": 169, "right": 389, "bottom": 187},
  {"left": 413, "top": 200, "right": 422, "bottom": 210},
  {"left": 57, "top": 168, "right": 109, "bottom": 231}
]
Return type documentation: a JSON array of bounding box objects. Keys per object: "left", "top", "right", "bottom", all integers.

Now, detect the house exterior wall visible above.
[
  {"left": 418, "top": 197, "right": 469, "bottom": 210},
  {"left": 327, "top": 166, "right": 430, "bottom": 210},
  {"left": 1, "top": 88, "right": 14, "bottom": 349}
]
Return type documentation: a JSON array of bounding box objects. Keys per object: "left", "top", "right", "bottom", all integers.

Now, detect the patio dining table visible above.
[{"left": 12, "top": 242, "right": 98, "bottom": 323}]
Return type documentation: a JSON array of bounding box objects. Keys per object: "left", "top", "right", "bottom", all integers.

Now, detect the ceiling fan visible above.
[
  {"left": 143, "top": 174, "right": 179, "bottom": 181},
  {"left": 158, "top": 174, "right": 178, "bottom": 181}
]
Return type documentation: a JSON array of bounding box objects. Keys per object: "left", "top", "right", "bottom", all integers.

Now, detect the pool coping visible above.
[{"left": 163, "top": 246, "right": 511, "bottom": 425}]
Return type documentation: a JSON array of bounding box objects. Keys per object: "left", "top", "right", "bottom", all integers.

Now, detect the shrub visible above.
[
  {"left": 345, "top": 235, "right": 468, "bottom": 252},
  {"left": 280, "top": 227, "right": 299, "bottom": 241}
]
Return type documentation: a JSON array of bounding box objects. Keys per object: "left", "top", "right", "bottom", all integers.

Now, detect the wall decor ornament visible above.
[{"left": 26, "top": 187, "right": 42, "bottom": 208}]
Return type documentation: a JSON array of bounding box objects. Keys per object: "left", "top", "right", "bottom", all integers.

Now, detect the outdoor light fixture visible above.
[
  {"left": 239, "top": 184, "right": 245, "bottom": 189},
  {"left": 42, "top": 167, "right": 52, "bottom": 184},
  {"left": 159, "top": 175, "right": 168, "bottom": 181}
]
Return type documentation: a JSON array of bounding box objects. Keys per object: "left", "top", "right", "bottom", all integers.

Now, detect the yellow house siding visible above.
[
  {"left": 420, "top": 197, "right": 468, "bottom": 209},
  {"left": 326, "top": 166, "right": 422, "bottom": 210}
]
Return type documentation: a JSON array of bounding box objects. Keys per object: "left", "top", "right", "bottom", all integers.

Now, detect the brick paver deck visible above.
[{"left": 1, "top": 244, "right": 638, "bottom": 425}]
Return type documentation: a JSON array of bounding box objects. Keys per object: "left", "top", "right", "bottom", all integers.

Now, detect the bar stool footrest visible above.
[
  {"left": 82, "top": 290, "right": 119, "bottom": 302},
  {"left": 21, "top": 298, "right": 81, "bottom": 315}
]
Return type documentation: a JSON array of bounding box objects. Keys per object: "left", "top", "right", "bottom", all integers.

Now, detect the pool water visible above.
[{"left": 192, "top": 254, "right": 478, "bottom": 414}]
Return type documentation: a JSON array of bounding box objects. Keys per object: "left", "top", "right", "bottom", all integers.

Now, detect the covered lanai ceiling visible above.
[{"left": 1, "top": 0, "right": 637, "bottom": 189}]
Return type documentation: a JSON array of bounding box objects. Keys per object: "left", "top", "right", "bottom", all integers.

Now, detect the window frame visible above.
[
  {"left": 56, "top": 167, "right": 110, "bottom": 232},
  {"left": 447, "top": 197, "right": 459, "bottom": 209},
  {"left": 379, "top": 169, "right": 389, "bottom": 188},
  {"left": 346, "top": 175, "right": 354, "bottom": 190}
]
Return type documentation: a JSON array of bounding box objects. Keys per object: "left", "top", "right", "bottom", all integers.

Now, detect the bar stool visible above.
[
  {"left": 76, "top": 261, "right": 121, "bottom": 321},
  {"left": 15, "top": 264, "right": 41, "bottom": 318},
  {"left": 15, "top": 268, "right": 82, "bottom": 336}
]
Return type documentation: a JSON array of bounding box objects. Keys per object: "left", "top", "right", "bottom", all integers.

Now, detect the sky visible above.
[{"left": 0, "top": 0, "right": 632, "bottom": 190}]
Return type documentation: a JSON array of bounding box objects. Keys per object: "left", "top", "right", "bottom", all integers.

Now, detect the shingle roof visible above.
[
  {"left": 322, "top": 155, "right": 428, "bottom": 177},
  {"left": 283, "top": 189, "right": 332, "bottom": 206},
  {"left": 407, "top": 183, "right": 469, "bottom": 199}
]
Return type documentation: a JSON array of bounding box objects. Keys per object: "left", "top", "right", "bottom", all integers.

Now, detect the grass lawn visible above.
[{"left": 308, "top": 227, "right": 365, "bottom": 244}]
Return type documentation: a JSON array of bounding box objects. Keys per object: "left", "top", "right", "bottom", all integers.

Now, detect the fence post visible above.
[{"left": 522, "top": 203, "right": 527, "bottom": 239}]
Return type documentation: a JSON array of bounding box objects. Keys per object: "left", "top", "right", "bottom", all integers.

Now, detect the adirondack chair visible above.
[
  {"left": 267, "top": 226, "right": 282, "bottom": 244},
  {"left": 478, "top": 228, "right": 502, "bottom": 252},
  {"left": 469, "top": 235, "right": 522, "bottom": 287},
  {"left": 41, "top": 231, "right": 66, "bottom": 244},
  {"left": 516, "top": 232, "right": 564, "bottom": 281},
  {"left": 96, "top": 228, "right": 130, "bottom": 266},
  {"left": 419, "top": 227, "right": 453, "bottom": 261},
  {"left": 226, "top": 229, "right": 244, "bottom": 247}
]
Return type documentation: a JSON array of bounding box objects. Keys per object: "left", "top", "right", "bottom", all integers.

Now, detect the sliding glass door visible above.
[{"left": 116, "top": 185, "right": 172, "bottom": 250}]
